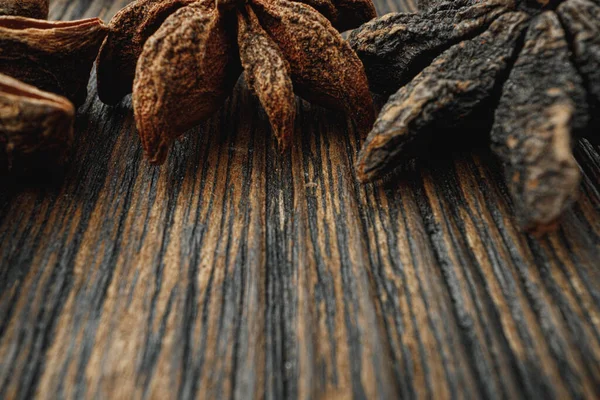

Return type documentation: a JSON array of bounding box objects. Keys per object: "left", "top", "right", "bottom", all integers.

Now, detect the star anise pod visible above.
[
  {"left": 0, "top": 1, "right": 107, "bottom": 173},
  {"left": 96, "top": 0, "right": 376, "bottom": 164},
  {"left": 0, "top": 73, "right": 74, "bottom": 172},
  {"left": 349, "top": 0, "right": 600, "bottom": 232},
  {"left": 0, "top": 0, "right": 48, "bottom": 19},
  {"left": 0, "top": 15, "right": 108, "bottom": 106}
]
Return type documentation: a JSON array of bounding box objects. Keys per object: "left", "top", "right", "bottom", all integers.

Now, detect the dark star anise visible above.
[
  {"left": 349, "top": 0, "right": 600, "bottom": 231},
  {"left": 96, "top": 0, "right": 377, "bottom": 164}
]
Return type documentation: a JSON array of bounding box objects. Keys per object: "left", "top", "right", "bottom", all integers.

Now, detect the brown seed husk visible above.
[
  {"left": 96, "top": 0, "right": 199, "bottom": 105},
  {"left": 0, "top": 0, "right": 48, "bottom": 19},
  {"left": 291, "top": 0, "right": 339, "bottom": 28},
  {"left": 348, "top": 0, "right": 513, "bottom": 94},
  {"left": 0, "top": 73, "right": 74, "bottom": 172},
  {"left": 557, "top": 0, "right": 600, "bottom": 107},
  {"left": 491, "top": 12, "right": 588, "bottom": 231},
  {"left": 238, "top": 5, "right": 295, "bottom": 149},
  {"left": 133, "top": 4, "right": 240, "bottom": 164},
  {"left": 0, "top": 17, "right": 107, "bottom": 106},
  {"left": 252, "top": 0, "right": 374, "bottom": 135},
  {"left": 356, "top": 11, "right": 529, "bottom": 182}
]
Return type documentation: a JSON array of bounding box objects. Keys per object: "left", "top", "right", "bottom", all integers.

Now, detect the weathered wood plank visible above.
[{"left": 0, "top": 0, "right": 599, "bottom": 399}]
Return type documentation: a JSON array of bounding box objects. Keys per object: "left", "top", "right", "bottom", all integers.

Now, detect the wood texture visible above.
[{"left": 0, "top": 0, "right": 599, "bottom": 399}]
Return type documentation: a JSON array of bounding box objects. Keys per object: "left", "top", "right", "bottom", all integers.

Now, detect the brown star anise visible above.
[
  {"left": 96, "top": 0, "right": 376, "bottom": 164},
  {"left": 0, "top": 1, "right": 107, "bottom": 172},
  {"left": 349, "top": 0, "right": 600, "bottom": 231},
  {"left": 0, "top": 73, "right": 74, "bottom": 172},
  {"left": 0, "top": 15, "right": 108, "bottom": 106}
]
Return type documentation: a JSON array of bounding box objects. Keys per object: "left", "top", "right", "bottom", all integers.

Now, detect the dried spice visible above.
[
  {"left": 0, "top": 0, "right": 48, "bottom": 19},
  {"left": 349, "top": 0, "right": 511, "bottom": 93},
  {"left": 349, "top": 0, "right": 600, "bottom": 231},
  {"left": 0, "top": 73, "right": 74, "bottom": 172},
  {"left": 97, "top": 0, "right": 376, "bottom": 164},
  {"left": 97, "top": 0, "right": 374, "bottom": 105},
  {"left": 491, "top": 12, "right": 588, "bottom": 231},
  {"left": 0, "top": 1, "right": 107, "bottom": 173},
  {"left": 0, "top": 16, "right": 108, "bottom": 106},
  {"left": 237, "top": 7, "right": 295, "bottom": 147},
  {"left": 558, "top": 0, "right": 600, "bottom": 110}
]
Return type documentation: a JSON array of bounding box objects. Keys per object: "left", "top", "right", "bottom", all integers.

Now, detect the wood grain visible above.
[{"left": 0, "top": 0, "right": 599, "bottom": 399}]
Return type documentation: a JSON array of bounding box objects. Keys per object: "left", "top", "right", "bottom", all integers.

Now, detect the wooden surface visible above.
[{"left": 1, "top": 0, "right": 600, "bottom": 398}]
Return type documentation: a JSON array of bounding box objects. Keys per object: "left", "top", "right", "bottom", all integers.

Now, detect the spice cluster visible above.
[{"left": 1, "top": 0, "right": 599, "bottom": 232}]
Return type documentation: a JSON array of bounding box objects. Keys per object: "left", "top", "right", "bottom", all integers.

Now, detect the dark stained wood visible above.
[{"left": 0, "top": 0, "right": 599, "bottom": 398}]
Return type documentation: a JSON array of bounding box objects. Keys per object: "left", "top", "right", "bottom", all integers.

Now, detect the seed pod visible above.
[
  {"left": 252, "top": 0, "right": 374, "bottom": 135},
  {"left": 0, "top": 17, "right": 108, "bottom": 106},
  {"left": 238, "top": 5, "right": 295, "bottom": 149},
  {"left": 291, "top": 0, "right": 338, "bottom": 28},
  {"left": 0, "top": 73, "right": 74, "bottom": 172},
  {"left": 133, "top": 4, "right": 240, "bottom": 164},
  {"left": 354, "top": 0, "right": 600, "bottom": 231},
  {"left": 491, "top": 12, "right": 588, "bottom": 232},
  {"left": 356, "top": 12, "right": 529, "bottom": 182},
  {"left": 348, "top": 0, "right": 513, "bottom": 94},
  {"left": 96, "top": 0, "right": 199, "bottom": 105},
  {"left": 0, "top": 0, "right": 48, "bottom": 19},
  {"left": 100, "top": 0, "right": 375, "bottom": 163},
  {"left": 557, "top": 0, "right": 600, "bottom": 106}
]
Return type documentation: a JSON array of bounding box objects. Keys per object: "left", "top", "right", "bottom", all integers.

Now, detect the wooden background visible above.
[{"left": 1, "top": 0, "right": 599, "bottom": 398}]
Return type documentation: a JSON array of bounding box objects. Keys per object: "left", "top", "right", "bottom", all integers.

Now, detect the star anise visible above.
[
  {"left": 349, "top": 0, "right": 600, "bottom": 231},
  {"left": 96, "top": 0, "right": 376, "bottom": 164},
  {"left": 0, "top": 73, "right": 74, "bottom": 172},
  {"left": 0, "top": 0, "right": 48, "bottom": 19},
  {"left": 0, "top": 15, "right": 108, "bottom": 106},
  {"left": 0, "top": 1, "right": 107, "bottom": 172}
]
